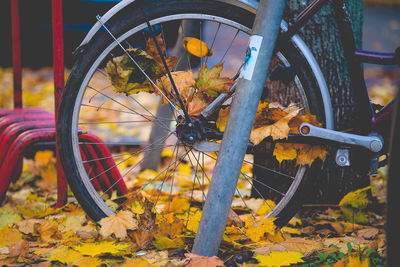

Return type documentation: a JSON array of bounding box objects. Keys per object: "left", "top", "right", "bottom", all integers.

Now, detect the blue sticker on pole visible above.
[{"left": 240, "top": 35, "right": 263, "bottom": 81}]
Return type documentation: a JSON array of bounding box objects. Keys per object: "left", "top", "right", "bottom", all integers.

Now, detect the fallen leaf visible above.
[
  {"left": 0, "top": 227, "right": 23, "bottom": 247},
  {"left": 9, "top": 240, "right": 29, "bottom": 258},
  {"left": 17, "top": 219, "right": 44, "bottom": 235},
  {"left": 184, "top": 253, "right": 224, "bottom": 267},
  {"left": 120, "top": 257, "right": 156, "bottom": 267},
  {"left": 356, "top": 227, "right": 379, "bottom": 239},
  {"left": 153, "top": 236, "right": 185, "bottom": 250},
  {"left": 73, "top": 241, "right": 131, "bottom": 257},
  {"left": 254, "top": 251, "right": 305, "bottom": 266},
  {"left": 99, "top": 210, "right": 138, "bottom": 239},
  {"left": 47, "top": 247, "right": 102, "bottom": 267},
  {"left": 254, "top": 238, "right": 323, "bottom": 256},
  {"left": 0, "top": 211, "right": 22, "bottom": 228}
]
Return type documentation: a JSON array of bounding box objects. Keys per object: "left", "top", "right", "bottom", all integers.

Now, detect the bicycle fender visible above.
[{"left": 75, "top": 0, "right": 333, "bottom": 130}]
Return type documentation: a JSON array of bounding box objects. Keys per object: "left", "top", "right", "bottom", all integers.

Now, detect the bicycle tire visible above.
[{"left": 58, "top": 0, "right": 327, "bottom": 226}]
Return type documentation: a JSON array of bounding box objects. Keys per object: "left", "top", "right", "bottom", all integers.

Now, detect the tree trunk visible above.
[{"left": 285, "top": 0, "right": 370, "bottom": 203}]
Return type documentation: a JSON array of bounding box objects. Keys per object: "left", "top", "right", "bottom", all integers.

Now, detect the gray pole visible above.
[{"left": 191, "top": 0, "right": 288, "bottom": 256}]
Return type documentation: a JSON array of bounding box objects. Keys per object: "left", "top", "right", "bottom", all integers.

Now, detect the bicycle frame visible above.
[{"left": 280, "top": 0, "right": 398, "bottom": 142}]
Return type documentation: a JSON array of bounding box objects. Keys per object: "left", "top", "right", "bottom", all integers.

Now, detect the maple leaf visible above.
[
  {"left": 157, "top": 71, "right": 196, "bottom": 103},
  {"left": 255, "top": 251, "right": 305, "bottom": 266},
  {"left": 17, "top": 218, "right": 44, "bottom": 235},
  {"left": 250, "top": 108, "right": 300, "bottom": 144},
  {"left": 73, "top": 241, "right": 131, "bottom": 257},
  {"left": 245, "top": 217, "right": 277, "bottom": 242},
  {"left": 99, "top": 210, "right": 138, "bottom": 240},
  {"left": 47, "top": 247, "right": 102, "bottom": 267},
  {"left": 187, "top": 93, "right": 210, "bottom": 115},
  {"left": 58, "top": 215, "right": 96, "bottom": 233},
  {"left": 196, "top": 63, "right": 233, "bottom": 98},
  {"left": 273, "top": 143, "right": 297, "bottom": 163},
  {"left": 105, "top": 48, "right": 159, "bottom": 95},
  {"left": 295, "top": 144, "right": 327, "bottom": 166},
  {"left": 38, "top": 219, "right": 59, "bottom": 243},
  {"left": 183, "top": 253, "right": 224, "bottom": 267}
]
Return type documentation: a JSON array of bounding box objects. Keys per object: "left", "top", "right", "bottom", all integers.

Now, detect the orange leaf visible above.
[{"left": 184, "top": 253, "right": 224, "bottom": 267}]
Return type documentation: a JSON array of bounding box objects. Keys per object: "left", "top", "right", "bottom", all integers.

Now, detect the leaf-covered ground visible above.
[{"left": 0, "top": 67, "right": 394, "bottom": 266}]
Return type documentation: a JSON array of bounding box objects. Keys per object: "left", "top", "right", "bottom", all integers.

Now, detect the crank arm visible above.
[
  {"left": 299, "top": 123, "right": 383, "bottom": 152},
  {"left": 200, "top": 82, "right": 237, "bottom": 119}
]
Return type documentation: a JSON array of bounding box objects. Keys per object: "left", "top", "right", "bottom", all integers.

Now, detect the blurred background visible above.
[
  {"left": 0, "top": 0, "right": 398, "bottom": 103},
  {"left": 0, "top": 0, "right": 398, "bottom": 67}
]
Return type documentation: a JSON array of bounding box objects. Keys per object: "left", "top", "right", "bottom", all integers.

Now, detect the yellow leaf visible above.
[
  {"left": 273, "top": 143, "right": 297, "bottom": 163},
  {"left": 73, "top": 241, "right": 131, "bottom": 257},
  {"left": 339, "top": 186, "right": 371, "bottom": 210},
  {"left": 0, "top": 227, "right": 22, "bottom": 247},
  {"left": 153, "top": 236, "right": 185, "bottom": 250},
  {"left": 182, "top": 37, "right": 213, "bottom": 58},
  {"left": 47, "top": 247, "right": 102, "bottom": 267},
  {"left": 165, "top": 198, "right": 190, "bottom": 214},
  {"left": 37, "top": 163, "right": 57, "bottom": 191},
  {"left": 256, "top": 200, "right": 276, "bottom": 216},
  {"left": 99, "top": 210, "right": 138, "bottom": 239},
  {"left": 120, "top": 257, "right": 156, "bottom": 267},
  {"left": 245, "top": 217, "right": 277, "bottom": 242},
  {"left": 348, "top": 255, "right": 369, "bottom": 267},
  {"left": 178, "top": 163, "right": 192, "bottom": 175},
  {"left": 186, "top": 210, "right": 202, "bottom": 233},
  {"left": 38, "top": 219, "right": 58, "bottom": 243},
  {"left": 281, "top": 227, "right": 301, "bottom": 235},
  {"left": 216, "top": 106, "right": 230, "bottom": 131},
  {"left": 128, "top": 201, "right": 145, "bottom": 215},
  {"left": 34, "top": 150, "right": 54, "bottom": 166},
  {"left": 250, "top": 109, "right": 300, "bottom": 145},
  {"left": 295, "top": 144, "right": 327, "bottom": 166},
  {"left": 255, "top": 251, "right": 305, "bottom": 266},
  {"left": 58, "top": 215, "right": 96, "bottom": 233}
]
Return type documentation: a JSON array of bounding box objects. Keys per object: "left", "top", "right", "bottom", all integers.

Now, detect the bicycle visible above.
[{"left": 56, "top": 0, "right": 399, "bottom": 255}]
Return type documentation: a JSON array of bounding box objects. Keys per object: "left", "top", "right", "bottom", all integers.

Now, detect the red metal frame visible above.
[{"left": 0, "top": 0, "right": 127, "bottom": 207}]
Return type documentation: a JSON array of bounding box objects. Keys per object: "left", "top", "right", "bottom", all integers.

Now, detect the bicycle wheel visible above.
[{"left": 58, "top": 0, "right": 327, "bottom": 226}]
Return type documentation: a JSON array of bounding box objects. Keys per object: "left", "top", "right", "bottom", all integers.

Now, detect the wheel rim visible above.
[{"left": 70, "top": 13, "right": 312, "bottom": 223}]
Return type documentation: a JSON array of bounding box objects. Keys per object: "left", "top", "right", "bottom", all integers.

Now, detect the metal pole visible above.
[
  {"left": 52, "top": 0, "right": 68, "bottom": 207},
  {"left": 192, "top": 0, "right": 288, "bottom": 256},
  {"left": 11, "top": 0, "right": 22, "bottom": 109}
]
